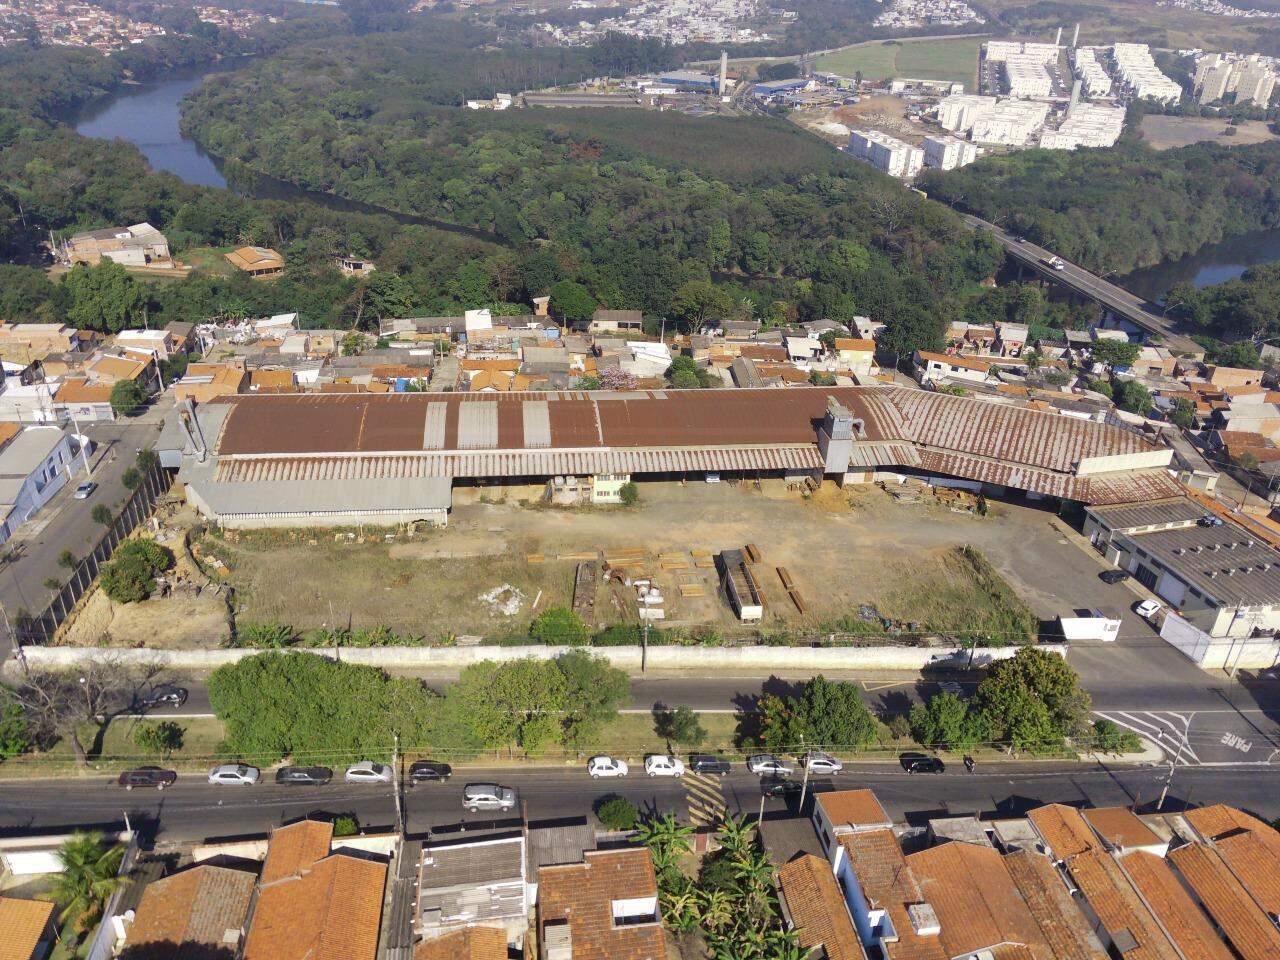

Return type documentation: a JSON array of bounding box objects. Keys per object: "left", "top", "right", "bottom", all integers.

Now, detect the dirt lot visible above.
[
  {"left": 189, "top": 480, "right": 1105, "bottom": 643},
  {"left": 796, "top": 96, "right": 921, "bottom": 148},
  {"left": 1140, "top": 115, "right": 1280, "bottom": 151}
]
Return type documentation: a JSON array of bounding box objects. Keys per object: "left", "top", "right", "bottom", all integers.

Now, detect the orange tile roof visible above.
[
  {"left": 261, "top": 820, "right": 334, "bottom": 885},
  {"left": 538, "top": 848, "right": 666, "bottom": 960},
  {"left": 1083, "top": 808, "right": 1163, "bottom": 851},
  {"left": 837, "top": 831, "right": 947, "bottom": 960},
  {"left": 243, "top": 853, "right": 386, "bottom": 960},
  {"left": 1028, "top": 805, "right": 1099, "bottom": 860},
  {"left": 0, "top": 896, "right": 55, "bottom": 960},
  {"left": 907, "top": 842, "right": 1051, "bottom": 960},
  {"left": 777, "top": 854, "right": 865, "bottom": 960},
  {"left": 126, "top": 864, "right": 256, "bottom": 957},
  {"left": 816, "top": 790, "right": 892, "bottom": 830},
  {"left": 54, "top": 378, "right": 114, "bottom": 403},
  {"left": 835, "top": 338, "right": 877, "bottom": 352},
  {"left": 1062, "top": 850, "right": 1178, "bottom": 960},
  {"left": 226, "top": 246, "right": 284, "bottom": 271},
  {"left": 1213, "top": 830, "right": 1280, "bottom": 915},
  {"left": 87, "top": 353, "right": 148, "bottom": 381},
  {"left": 461, "top": 359, "right": 520, "bottom": 374},
  {"left": 249, "top": 370, "right": 297, "bottom": 391},
  {"left": 917, "top": 351, "right": 991, "bottom": 373},
  {"left": 413, "top": 927, "right": 507, "bottom": 960},
  {"left": 1002, "top": 851, "right": 1107, "bottom": 960},
  {"left": 1169, "top": 843, "right": 1280, "bottom": 960},
  {"left": 1117, "top": 851, "right": 1233, "bottom": 960},
  {"left": 0, "top": 422, "right": 21, "bottom": 453},
  {"left": 739, "top": 344, "right": 787, "bottom": 362}
]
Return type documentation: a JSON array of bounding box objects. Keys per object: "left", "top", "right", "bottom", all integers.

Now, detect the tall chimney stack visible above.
[
  {"left": 719, "top": 50, "right": 729, "bottom": 96},
  {"left": 1072, "top": 22, "right": 1080, "bottom": 47},
  {"left": 1054, "top": 26, "right": 1062, "bottom": 46}
]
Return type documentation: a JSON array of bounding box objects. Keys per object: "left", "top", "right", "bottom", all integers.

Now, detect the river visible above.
[
  {"left": 1119, "top": 228, "right": 1280, "bottom": 302},
  {"left": 72, "top": 64, "right": 502, "bottom": 243}
]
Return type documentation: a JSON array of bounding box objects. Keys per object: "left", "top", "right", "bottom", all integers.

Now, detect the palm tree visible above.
[
  {"left": 764, "top": 929, "right": 811, "bottom": 960},
  {"left": 698, "top": 887, "right": 735, "bottom": 933},
  {"left": 659, "top": 885, "right": 700, "bottom": 932},
  {"left": 636, "top": 812, "right": 694, "bottom": 863},
  {"left": 715, "top": 813, "right": 755, "bottom": 859},
  {"left": 50, "top": 831, "right": 126, "bottom": 935}
]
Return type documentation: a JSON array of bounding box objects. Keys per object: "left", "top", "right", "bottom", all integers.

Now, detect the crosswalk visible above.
[
  {"left": 1094, "top": 710, "right": 1198, "bottom": 765},
  {"left": 684, "top": 771, "right": 728, "bottom": 827}
]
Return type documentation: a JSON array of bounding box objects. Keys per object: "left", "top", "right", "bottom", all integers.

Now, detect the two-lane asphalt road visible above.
[{"left": 2, "top": 762, "right": 1277, "bottom": 844}]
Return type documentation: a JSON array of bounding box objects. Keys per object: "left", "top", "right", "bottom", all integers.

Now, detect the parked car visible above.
[
  {"left": 344, "top": 761, "right": 393, "bottom": 784},
  {"left": 644, "top": 754, "right": 686, "bottom": 778},
  {"left": 139, "top": 685, "right": 188, "bottom": 709},
  {"left": 208, "top": 763, "right": 259, "bottom": 785},
  {"left": 1135, "top": 599, "right": 1163, "bottom": 622},
  {"left": 760, "top": 777, "right": 803, "bottom": 798},
  {"left": 463, "top": 783, "right": 517, "bottom": 813},
  {"left": 587, "top": 756, "right": 629, "bottom": 779},
  {"left": 747, "top": 755, "right": 793, "bottom": 776},
  {"left": 117, "top": 767, "right": 176, "bottom": 791},
  {"left": 688, "top": 755, "right": 732, "bottom": 776},
  {"left": 275, "top": 766, "right": 332, "bottom": 786},
  {"left": 408, "top": 761, "right": 452, "bottom": 784},
  {"left": 73, "top": 481, "right": 97, "bottom": 500},
  {"left": 804, "top": 752, "right": 843, "bottom": 776},
  {"left": 1099, "top": 570, "right": 1129, "bottom": 585},
  {"left": 899, "top": 753, "right": 945, "bottom": 774}
]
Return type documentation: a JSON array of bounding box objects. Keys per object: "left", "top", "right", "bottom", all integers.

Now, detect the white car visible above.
[
  {"left": 587, "top": 756, "right": 629, "bottom": 779},
  {"left": 1135, "top": 599, "right": 1163, "bottom": 622},
  {"left": 644, "top": 754, "right": 686, "bottom": 777},
  {"left": 345, "top": 761, "right": 393, "bottom": 784},
  {"left": 208, "top": 763, "right": 259, "bottom": 785},
  {"left": 747, "top": 755, "right": 793, "bottom": 776},
  {"left": 73, "top": 481, "right": 97, "bottom": 500},
  {"left": 804, "top": 752, "right": 843, "bottom": 776}
]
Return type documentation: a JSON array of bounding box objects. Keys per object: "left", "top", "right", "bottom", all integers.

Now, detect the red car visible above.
[{"left": 117, "top": 766, "right": 177, "bottom": 791}]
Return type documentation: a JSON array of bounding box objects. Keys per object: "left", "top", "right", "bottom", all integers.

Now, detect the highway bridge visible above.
[{"left": 961, "top": 214, "right": 1201, "bottom": 353}]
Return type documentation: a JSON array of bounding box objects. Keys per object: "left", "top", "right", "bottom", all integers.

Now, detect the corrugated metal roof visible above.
[
  {"left": 1087, "top": 498, "right": 1204, "bottom": 529},
  {"left": 423, "top": 402, "right": 447, "bottom": 450},
  {"left": 522, "top": 400, "right": 551, "bottom": 449},
  {"left": 457, "top": 402, "right": 498, "bottom": 450}
]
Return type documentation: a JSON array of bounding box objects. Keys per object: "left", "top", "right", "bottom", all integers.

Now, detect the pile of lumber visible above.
[
  {"left": 776, "top": 566, "right": 807, "bottom": 614},
  {"left": 691, "top": 549, "right": 716, "bottom": 569},
  {"left": 572, "top": 561, "right": 599, "bottom": 623},
  {"left": 659, "top": 551, "right": 690, "bottom": 571},
  {"left": 603, "top": 546, "right": 647, "bottom": 569}
]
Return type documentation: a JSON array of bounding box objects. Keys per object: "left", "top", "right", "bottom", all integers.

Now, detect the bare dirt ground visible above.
[
  {"left": 795, "top": 96, "right": 922, "bottom": 148},
  {"left": 1140, "top": 115, "right": 1280, "bottom": 151},
  {"left": 190, "top": 481, "right": 1104, "bottom": 642}
]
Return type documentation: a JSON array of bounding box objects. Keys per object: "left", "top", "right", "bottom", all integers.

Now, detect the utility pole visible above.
[
  {"left": 1157, "top": 712, "right": 1193, "bottom": 811},
  {"left": 392, "top": 732, "right": 404, "bottom": 837},
  {"left": 798, "top": 736, "right": 811, "bottom": 811}
]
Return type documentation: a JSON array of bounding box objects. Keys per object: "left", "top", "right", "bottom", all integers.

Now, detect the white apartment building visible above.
[
  {"left": 1236, "top": 56, "right": 1278, "bottom": 105},
  {"left": 936, "top": 94, "right": 1050, "bottom": 146},
  {"left": 923, "top": 135, "right": 980, "bottom": 169},
  {"left": 1074, "top": 47, "right": 1112, "bottom": 98},
  {"left": 1003, "top": 55, "right": 1052, "bottom": 98},
  {"left": 1195, "top": 54, "right": 1235, "bottom": 103},
  {"left": 984, "top": 40, "right": 1058, "bottom": 63},
  {"left": 937, "top": 93, "right": 996, "bottom": 131},
  {"left": 1194, "top": 52, "right": 1278, "bottom": 105},
  {"left": 846, "top": 129, "right": 924, "bottom": 177},
  {"left": 1038, "top": 102, "right": 1126, "bottom": 149},
  {"left": 1111, "top": 43, "right": 1183, "bottom": 103}
]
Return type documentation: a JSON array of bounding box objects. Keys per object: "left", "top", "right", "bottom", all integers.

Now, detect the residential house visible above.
[
  {"left": 0, "top": 896, "right": 56, "bottom": 960},
  {"left": 0, "top": 425, "right": 87, "bottom": 544},
  {"left": 164, "top": 320, "right": 197, "bottom": 354},
  {"left": 777, "top": 854, "right": 865, "bottom": 960},
  {"left": 587, "top": 308, "right": 644, "bottom": 334},
  {"left": 537, "top": 848, "right": 666, "bottom": 960},
  {"left": 1206, "top": 364, "right": 1265, "bottom": 388},
  {"left": 1167, "top": 843, "right": 1280, "bottom": 960},
  {"left": 115, "top": 328, "right": 178, "bottom": 363},
  {"left": 913, "top": 350, "right": 993, "bottom": 386},
  {"left": 123, "top": 864, "right": 256, "bottom": 958},
  {"left": 720, "top": 319, "right": 761, "bottom": 341},
  {"left": 812, "top": 789, "right": 893, "bottom": 858},
  {"left": 336, "top": 255, "right": 375, "bottom": 277},
  {"left": 225, "top": 247, "right": 285, "bottom": 279},
  {"left": 62, "top": 223, "right": 171, "bottom": 268},
  {"left": 85, "top": 352, "right": 160, "bottom": 394},
  {"left": 785, "top": 336, "right": 824, "bottom": 364},
  {"left": 1117, "top": 851, "right": 1236, "bottom": 960},
  {"left": 414, "top": 927, "right": 507, "bottom": 959},
  {"left": 946, "top": 322, "right": 997, "bottom": 354},
  {"left": 1082, "top": 807, "right": 1169, "bottom": 856},
  {"left": 852, "top": 317, "right": 885, "bottom": 340},
  {"left": 52, "top": 378, "right": 116, "bottom": 422},
  {"left": 416, "top": 834, "right": 530, "bottom": 950},
  {"left": 247, "top": 369, "right": 298, "bottom": 394},
  {"left": 173, "top": 363, "right": 249, "bottom": 404},
  {"left": 833, "top": 338, "right": 877, "bottom": 378},
  {"left": 1133, "top": 345, "right": 1177, "bottom": 378},
  {"left": 242, "top": 819, "right": 387, "bottom": 960},
  {"left": 802, "top": 319, "right": 850, "bottom": 339},
  {"left": 996, "top": 321, "right": 1029, "bottom": 357},
  {"left": 0, "top": 323, "right": 79, "bottom": 366}
]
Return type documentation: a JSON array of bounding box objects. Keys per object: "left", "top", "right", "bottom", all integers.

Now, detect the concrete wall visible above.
[{"left": 14, "top": 643, "right": 1065, "bottom": 673}]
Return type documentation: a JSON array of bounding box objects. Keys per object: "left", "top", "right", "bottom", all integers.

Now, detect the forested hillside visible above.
[{"left": 918, "top": 141, "right": 1280, "bottom": 275}]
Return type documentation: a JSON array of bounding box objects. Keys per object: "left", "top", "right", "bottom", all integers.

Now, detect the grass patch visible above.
[
  {"left": 878, "top": 545, "right": 1038, "bottom": 643},
  {"left": 180, "top": 245, "right": 236, "bottom": 276},
  {"left": 0, "top": 717, "right": 226, "bottom": 779},
  {"left": 816, "top": 36, "right": 982, "bottom": 89}
]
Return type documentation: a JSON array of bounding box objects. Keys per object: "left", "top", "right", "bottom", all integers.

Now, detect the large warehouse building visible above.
[{"left": 158, "top": 387, "right": 1178, "bottom": 529}]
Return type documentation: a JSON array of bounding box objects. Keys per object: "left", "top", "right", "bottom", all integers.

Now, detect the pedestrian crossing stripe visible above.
[{"left": 684, "top": 771, "right": 726, "bottom": 826}]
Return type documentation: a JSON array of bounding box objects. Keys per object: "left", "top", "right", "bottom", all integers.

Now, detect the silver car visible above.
[
  {"left": 208, "top": 763, "right": 259, "bottom": 785},
  {"left": 804, "top": 752, "right": 843, "bottom": 776},
  {"left": 463, "top": 783, "right": 517, "bottom": 813},
  {"left": 344, "top": 761, "right": 393, "bottom": 784}
]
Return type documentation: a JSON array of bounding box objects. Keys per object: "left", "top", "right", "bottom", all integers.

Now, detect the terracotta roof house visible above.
[
  {"left": 777, "top": 854, "right": 865, "bottom": 960},
  {"left": 225, "top": 247, "right": 285, "bottom": 278},
  {"left": 1117, "top": 851, "right": 1233, "bottom": 960},
  {"left": 1168, "top": 842, "right": 1280, "bottom": 960},
  {"left": 537, "top": 848, "right": 666, "bottom": 960},
  {"left": 1083, "top": 807, "right": 1168, "bottom": 856},
  {"left": 124, "top": 864, "right": 256, "bottom": 959},
  {"left": 1184, "top": 805, "right": 1280, "bottom": 915},
  {"left": 814, "top": 789, "right": 894, "bottom": 858},
  {"left": 1002, "top": 850, "right": 1107, "bottom": 960},
  {"left": 1028, "top": 804, "right": 1100, "bottom": 861},
  {"left": 0, "top": 896, "right": 56, "bottom": 960},
  {"left": 1059, "top": 849, "right": 1179, "bottom": 960},
  {"left": 242, "top": 819, "right": 386, "bottom": 960},
  {"left": 833, "top": 829, "right": 947, "bottom": 960},
  {"left": 413, "top": 927, "right": 507, "bottom": 960}
]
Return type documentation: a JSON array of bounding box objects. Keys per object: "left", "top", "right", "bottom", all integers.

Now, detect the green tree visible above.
[
  {"left": 133, "top": 720, "right": 184, "bottom": 756},
  {"left": 109, "top": 379, "right": 145, "bottom": 418},
  {"left": 745, "top": 691, "right": 806, "bottom": 751},
  {"left": 554, "top": 649, "right": 629, "bottom": 748},
  {"left": 619, "top": 480, "right": 639, "bottom": 505},
  {"left": 1089, "top": 339, "right": 1141, "bottom": 368},
  {"left": 363, "top": 271, "right": 415, "bottom": 320},
  {"left": 596, "top": 794, "right": 639, "bottom": 830},
  {"left": 1114, "top": 379, "right": 1154, "bottom": 415},
  {"left": 669, "top": 279, "right": 733, "bottom": 329},
  {"left": 654, "top": 704, "right": 707, "bottom": 748},
  {"left": 530, "top": 606, "right": 589, "bottom": 646},
  {"left": 62, "top": 261, "right": 148, "bottom": 333},
  {"left": 908, "top": 692, "right": 989, "bottom": 751},
  {"left": 99, "top": 539, "right": 173, "bottom": 603},
  {"left": 796, "top": 675, "right": 876, "bottom": 749},
  {"left": 333, "top": 814, "right": 359, "bottom": 837},
  {"left": 1170, "top": 397, "right": 1196, "bottom": 429},
  {"left": 447, "top": 658, "right": 568, "bottom": 750},
  {"left": 51, "top": 831, "right": 127, "bottom": 935},
  {"left": 120, "top": 467, "right": 140, "bottom": 489},
  {"left": 973, "top": 647, "right": 1091, "bottom": 751},
  {"left": 135, "top": 449, "right": 159, "bottom": 473},
  {"left": 0, "top": 693, "right": 31, "bottom": 760},
  {"left": 91, "top": 504, "right": 112, "bottom": 526},
  {"left": 57, "top": 549, "right": 76, "bottom": 569},
  {"left": 1090, "top": 718, "right": 1142, "bottom": 754},
  {"left": 667, "top": 355, "right": 711, "bottom": 389},
  {"left": 549, "top": 280, "right": 596, "bottom": 325}
]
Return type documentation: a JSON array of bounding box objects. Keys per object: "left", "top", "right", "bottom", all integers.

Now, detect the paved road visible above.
[
  {"left": 0, "top": 411, "right": 166, "bottom": 656},
  {"left": 1, "top": 762, "right": 1275, "bottom": 844},
  {"left": 959, "top": 215, "right": 1199, "bottom": 352}
]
